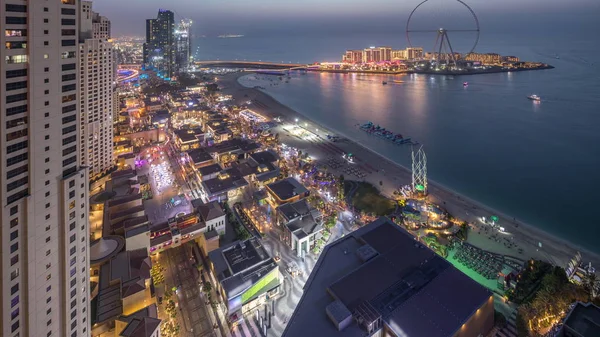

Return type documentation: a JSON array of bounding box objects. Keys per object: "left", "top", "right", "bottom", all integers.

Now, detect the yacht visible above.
[{"left": 527, "top": 94, "right": 541, "bottom": 101}]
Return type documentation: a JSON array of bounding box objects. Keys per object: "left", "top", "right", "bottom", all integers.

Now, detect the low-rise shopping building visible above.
[
  {"left": 276, "top": 199, "right": 323, "bottom": 257},
  {"left": 208, "top": 238, "right": 281, "bottom": 323}
]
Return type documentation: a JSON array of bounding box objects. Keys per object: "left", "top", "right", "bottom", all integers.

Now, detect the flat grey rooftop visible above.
[
  {"left": 560, "top": 302, "right": 600, "bottom": 337},
  {"left": 267, "top": 177, "right": 308, "bottom": 201},
  {"left": 282, "top": 217, "right": 492, "bottom": 337}
]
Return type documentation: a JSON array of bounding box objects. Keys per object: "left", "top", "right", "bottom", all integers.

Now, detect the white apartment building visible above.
[
  {"left": 1, "top": 1, "right": 91, "bottom": 337},
  {"left": 79, "top": 1, "right": 114, "bottom": 179}
]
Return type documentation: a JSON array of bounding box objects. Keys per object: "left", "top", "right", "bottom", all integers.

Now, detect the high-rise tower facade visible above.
[
  {"left": 1, "top": 0, "right": 91, "bottom": 337},
  {"left": 143, "top": 9, "right": 175, "bottom": 78},
  {"left": 79, "top": 1, "right": 114, "bottom": 179},
  {"left": 175, "top": 19, "right": 192, "bottom": 72}
]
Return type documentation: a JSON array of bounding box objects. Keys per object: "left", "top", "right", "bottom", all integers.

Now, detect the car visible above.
[{"left": 176, "top": 212, "right": 185, "bottom": 218}]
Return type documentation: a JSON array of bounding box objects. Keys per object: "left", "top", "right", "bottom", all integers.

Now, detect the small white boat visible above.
[
  {"left": 463, "top": 82, "right": 468, "bottom": 86},
  {"left": 527, "top": 94, "right": 541, "bottom": 101}
]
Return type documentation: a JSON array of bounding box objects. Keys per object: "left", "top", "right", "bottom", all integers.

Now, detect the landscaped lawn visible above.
[{"left": 346, "top": 181, "right": 395, "bottom": 216}]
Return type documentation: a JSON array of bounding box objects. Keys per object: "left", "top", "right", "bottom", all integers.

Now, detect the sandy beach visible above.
[{"left": 217, "top": 71, "right": 600, "bottom": 272}]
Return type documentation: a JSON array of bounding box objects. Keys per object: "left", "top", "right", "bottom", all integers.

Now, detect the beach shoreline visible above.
[{"left": 217, "top": 71, "right": 600, "bottom": 272}]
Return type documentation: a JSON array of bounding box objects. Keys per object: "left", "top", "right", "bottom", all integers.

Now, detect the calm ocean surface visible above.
[{"left": 194, "top": 33, "right": 600, "bottom": 252}]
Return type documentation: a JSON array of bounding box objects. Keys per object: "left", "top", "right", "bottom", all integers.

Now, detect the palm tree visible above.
[{"left": 582, "top": 272, "right": 598, "bottom": 300}]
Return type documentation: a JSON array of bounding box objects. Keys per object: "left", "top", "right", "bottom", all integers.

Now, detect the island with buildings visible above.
[{"left": 311, "top": 46, "right": 553, "bottom": 75}]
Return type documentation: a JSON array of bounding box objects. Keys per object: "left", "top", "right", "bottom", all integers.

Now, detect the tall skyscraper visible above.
[
  {"left": 1, "top": 0, "right": 90, "bottom": 337},
  {"left": 175, "top": 18, "right": 192, "bottom": 72},
  {"left": 79, "top": 1, "right": 115, "bottom": 179},
  {"left": 143, "top": 9, "right": 175, "bottom": 78}
]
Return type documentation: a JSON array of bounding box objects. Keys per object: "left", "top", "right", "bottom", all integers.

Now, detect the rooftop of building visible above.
[
  {"left": 249, "top": 150, "right": 279, "bottom": 165},
  {"left": 125, "top": 224, "right": 150, "bottom": 239},
  {"left": 282, "top": 217, "right": 492, "bottom": 337},
  {"left": 107, "top": 193, "right": 142, "bottom": 208},
  {"left": 96, "top": 248, "right": 152, "bottom": 324},
  {"left": 195, "top": 200, "right": 225, "bottom": 222},
  {"left": 204, "top": 138, "right": 261, "bottom": 155},
  {"left": 150, "top": 232, "right": 172, "bottom": 247},
  {"left": 110, "top": 204, "right": 145, "bottom": 220},
  {"left": 201, "top": 167, "right": 248, "bottom": 196},
  {"left": 174, "top": 128, "right": 202, "bottom": 143},
  {"left": 90, "top": 236, "right": 125, "bottom": 266},
  {"left": 560, "top": 302, "right": 600, "bottom": 337},
  {"left": 266, "top": 178, "right": 309, "bottom": 202},
  {"left": 119, "top": 317, "right": 162, "bottom": 337},
  {"left": 208, "top": 238, "right": 278, "bottom": 298},
  {"left": 187, "top": 148, "right": 214, "bottom": 164},
  {"left": 118, "top": 305, "right": 160, "bottom": 337},
  {"left": 277, "top": 199, "right": 314, "bottom": 221},
  {"left": 198, "top": 163, "right": 222, "bottom": 176}
]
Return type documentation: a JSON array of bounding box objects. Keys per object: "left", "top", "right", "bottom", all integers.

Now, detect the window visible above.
[
  {"left": 47, "top": 285, "right": 52, "bottom": 292},
  {"left": 11, "top": 283, "right": 19, "bottom": 295},
  {"left": 6, "top": 129, "right": 27, "bottom": 142},
  {"left": 7, "top": 153, "right": 28, "bottom": 167},
  {"left": 44, "top": 7, "right": 48, "bottom": 12},
  {"left": 62, "top": 84, "right": 76, "bottom": 92},
  {"left": 5, "top": 4, "right": 27, "bottom": 12},
  {"left": 44, "top": 41, "right": 49, "bottom": 46},
  {"left": 11, "top": 295, "right": 19, "bottom": 308},
  {"left": 46, "top": 237, "right": 50, "bottom": 243},
  {"left": 11, "top": 254, "right": 19, "bottom": 266},
  {"left": 6, "top": 93, "right": 27, "bottom": 103},
  {"left": 11, "top": 321, "right": 19, "bottom": 333},
  {"left": 11, "top": 269, "right": 19, "bottom": 280},
  {"left": 61, "top": 51, "right": 75, "bottom": 59},
  {"left": 7, "top": 176, "right": 28, "bottom": 191},
  {"left": 7, "top": 165, "right": 27, "bottom": 179},
  {"left": 6, "top": 104, "right": 27, "bottom": 116},
  {"left": 62, "top": 104, "right": 76, "bottom": 114},
  {"left": 6, "top": 68, "right": 27, "bottom": 78},
  {"left": 62, "top": 94, "right": 76, "bottom": 102},
  {"left": 62, "top": 63, "right": 76, "bottom": 71},
  {"left": 45, "top": 214, "right": 50, "bottom": 220},
  {"left": 44, "top": 29, "right": 48, "bottom": 34},
  {"left": 61, "top": 19, "right": 76, "bottom": 26},
  {"left": 45, "top": 112, "right": 49, "bottom": 117},
  {"left": 61, "top": 29, "right": 76, "bottom": 36},
  {"left": 5, "top": 54, "right": 28, "bottom": 64},
  {"left": 7, "top": 140, "right": 28, "bottom": 154},
  {"left": 5, "top": 41, "right": 27, "bottom": 49},
  {"left": 10, "top": 206, "right": 18, "bottom": 215},
  {"left": 5, "top": 29, "right": 27, "bottom": 37},
  {"left": 44, "top": 78, "right": 49, "bottom": 83},
  {"left": 6, "top": 17, "right": 27, "bottom": 25},
  {"left": 10, "top": 242, "right": 18, "bottom": 253},
  {"left": 6, "top": 81, "right": 27, "bottom": 91},
  {"left": 62, "top": 74, "right": 76, "bottom": 82}
]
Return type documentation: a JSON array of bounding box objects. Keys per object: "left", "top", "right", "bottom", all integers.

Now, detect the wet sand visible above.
[{"left": 217, "top": 71, "right": 600, "bottom": 271}]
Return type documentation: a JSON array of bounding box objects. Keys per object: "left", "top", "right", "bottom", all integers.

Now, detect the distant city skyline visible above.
[{"left": 97, "top": 0, "right": 599, "bottom": 37}]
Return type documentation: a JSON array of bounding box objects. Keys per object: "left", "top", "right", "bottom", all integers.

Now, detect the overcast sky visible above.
[{"left": 94, "top": 0, "right": 599, "bottom": 37}]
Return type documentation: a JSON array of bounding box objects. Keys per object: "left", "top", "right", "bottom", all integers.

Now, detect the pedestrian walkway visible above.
[
  {"left": 231, "top": 318, "right": 261, "bottom": 337},
  {"left": 496, "top": 310, "right": 518, "bottom": 337}
]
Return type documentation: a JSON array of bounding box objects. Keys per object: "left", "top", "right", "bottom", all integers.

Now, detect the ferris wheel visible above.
[{"left": 406, "top": 0, "right": 480, "bottom": 67}]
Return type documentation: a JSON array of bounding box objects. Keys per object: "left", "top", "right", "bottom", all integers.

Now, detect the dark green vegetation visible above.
[
  {"left": 512, "top": 261, "right": 589, "bottom": 336},
  {"left": 344, "top": 181, "right": 395, "bottom": 216}
]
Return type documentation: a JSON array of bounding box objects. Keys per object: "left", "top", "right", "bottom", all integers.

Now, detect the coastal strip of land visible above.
[
  {"left": 304, "top": 64, "right": 554, "bottom": 76},
  {"left": 217, "top": 71, "right": 599, "bottom": 272}
]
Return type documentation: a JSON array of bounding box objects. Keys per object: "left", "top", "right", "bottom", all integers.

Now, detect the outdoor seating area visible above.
[
  {"left": 324, "top": 156, "right": 368, "bottom": 178},
  {"left": 453, "top": 243, "right": 503, "bottom": 280}
]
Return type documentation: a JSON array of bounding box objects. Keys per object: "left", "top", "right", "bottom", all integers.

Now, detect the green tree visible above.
[{"left": 202, "top": 282, "right": 212, "bottom": 294}]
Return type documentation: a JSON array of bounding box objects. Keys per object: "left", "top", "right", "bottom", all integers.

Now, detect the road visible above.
[{"left": 160, "top": 245, "right": 216, "bottom": 337}]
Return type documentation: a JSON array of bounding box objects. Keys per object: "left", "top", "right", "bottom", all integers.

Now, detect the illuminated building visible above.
[
  {"left": 276, "top": 199, "right": 323, "bottom": 257},
  {"left": 208, "top": 238, "right": 281, "bottom": 323},
  {"left": 503, "top": 55, "right": 519, "bottom": 62},
  {"left": 143, "top": 9, "right": 175, "bottom": 78},
  {"left": 1, "top": 1, "right": 90, "bottom": 336},
  {"left": 342, "top": 50, "right": 363, "bottom": 63},
  {"left": 282, "top": 217, "right": 495, "bottom": 337},
  {"left": 464, "top": 52, "right": 502, "bottom": 64},
  {"left": 80, "top": 1, "right": 115, "bottom": 179},
  {"left": 265, "top": 177, "right": 309, "bottom": 206},
  {"left": 379, "top": 46, "right": 392, "bottom": 62},
  {"left": 406, "top": 47, "right": 424, "bottom": 60},
  {"left": 175, "top": 19, "right": 192, "bottom": 72},
  {"left": 392, "top": 49, "right": 407, "bottom": 60}
]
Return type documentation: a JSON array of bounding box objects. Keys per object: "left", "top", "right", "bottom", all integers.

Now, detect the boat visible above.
[
  {"left": 392, "top": 80, "right": 404, "bottom": 83},
  {"left": 527, "top": 94, "right": 541, "bottom": 101},
  {"left": 463, "top": 82, "right": 468, "bottom": 86},
  {"left": 382, "top": 81, "right": 388, "bottom": 85},
  {"left": 358, "top": 121, "right": 415, "bottom": 145}
]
